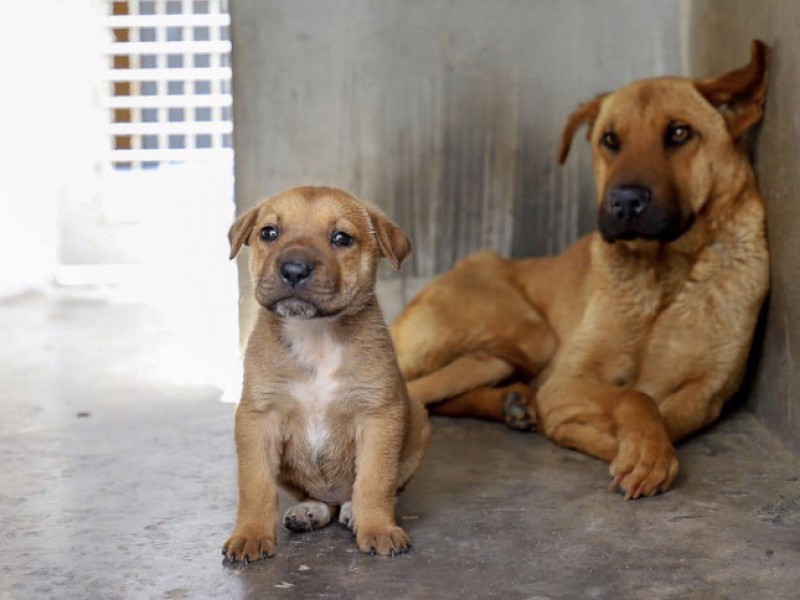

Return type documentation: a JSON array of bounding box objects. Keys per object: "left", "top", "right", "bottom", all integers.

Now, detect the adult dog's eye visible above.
[
  {"left": 331, "top": 231, "right": 354, "bottom": 247},
  {"left": 259, "top": 226, "right": 279, "bottom": 242},
  {"left": 601, "top": 131, "right": 620, "bottom": 151},
  {"left": 665, "top": 123, "right": 692, "bottom": 147}
]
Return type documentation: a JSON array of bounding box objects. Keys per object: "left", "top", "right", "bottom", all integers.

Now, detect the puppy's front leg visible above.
[
  {"left": 351, "top": 415, "right": 409, "bottom": 556},
  {"left": 222, "top": 405, "right": 281, "bottom": 563}
]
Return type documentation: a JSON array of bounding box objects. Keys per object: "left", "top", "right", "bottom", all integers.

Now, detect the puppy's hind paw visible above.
[
  {"left": 283, "top": 501, "right": 332, "bottom": 532},
  {"left": 338, "top": 501, "right": 355, "bottom": 532}
]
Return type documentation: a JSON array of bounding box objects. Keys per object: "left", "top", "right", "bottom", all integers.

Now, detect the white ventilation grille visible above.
[{"left": 103, "top": 0, "right": 232, "bottom": 169}]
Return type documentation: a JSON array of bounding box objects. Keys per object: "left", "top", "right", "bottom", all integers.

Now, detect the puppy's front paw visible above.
[
  {"left": 356, "top": 525, "right": 411, "bottom": 556},
  {"left": 609, "top": 432, "right": 679, "bottom": 500},
  {"left": 284, "top": 501, "right": 332, "bottom": 532},
  {"left": 222, "top": 524, "right": 277, "bottom": 563}
]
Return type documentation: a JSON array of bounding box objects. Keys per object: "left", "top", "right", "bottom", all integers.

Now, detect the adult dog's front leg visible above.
[
  {"left": 351, "top": 415, "right": 409, "bottom": 556},
  {"left": 222, "top": 406, "right": 281, "bottom": 562},
  {"left": 537, "top": 378, "right": 679, "bottom": 499}
]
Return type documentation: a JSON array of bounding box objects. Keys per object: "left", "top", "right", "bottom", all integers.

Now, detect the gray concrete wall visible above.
[
  {"left": 231, "top": 1, "right": 800, "bottom": 449},
  {"left": 231, "top": 0, "right": 681, "bottom": 281},
  {"left": 684, "top": 0, "right": 800, "bottom": 454}
]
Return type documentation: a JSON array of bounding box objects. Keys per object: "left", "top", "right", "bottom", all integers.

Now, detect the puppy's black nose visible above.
[
  {"left": 608, "top": 185, "right": 651, "bottom": 220},
  {"left": 279, "top": 260, "right": 313, "bottom": 286}
]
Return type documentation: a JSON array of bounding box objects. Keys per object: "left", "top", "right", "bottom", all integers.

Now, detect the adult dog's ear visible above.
[
  {"left": 558, "top": 93, "right": 608, "bottom": 164},
  {"left": 228, "top": 206, "right": 259, "bottom": 260},
  {"left": 695, "top": 39, "right": 771, "bottom": 138},
  {"left": 366, "top": 206, "right": 411, "bottom": 270}
]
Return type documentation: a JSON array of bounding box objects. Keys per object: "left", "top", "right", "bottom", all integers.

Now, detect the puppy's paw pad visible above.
[
  {"left": 504, "top": 389, "right": 536, "bottom": 431},
  {"left": 357, "top": 525, "right": 411, "bottom": 556},
  {"left": 283, "top": 501, "right": 332, "bottom": 532}
]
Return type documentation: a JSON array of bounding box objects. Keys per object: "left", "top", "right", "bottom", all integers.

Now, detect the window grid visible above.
[{"left": 105, "top": 0, "right": 232, "bottom": 168}]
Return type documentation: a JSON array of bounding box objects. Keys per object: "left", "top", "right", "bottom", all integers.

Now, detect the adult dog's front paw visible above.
[
  {"left": 222, "top": 524, "right": 277, "bottom": 563},
  {"left": 356, "top": 525, "right": 411, "bottom": 556},
  {"left": 609, "top": 431, "right": 679, "bottom": 500}
]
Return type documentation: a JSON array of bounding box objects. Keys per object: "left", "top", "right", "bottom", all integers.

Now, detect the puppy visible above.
[{"left": 222, "top": 186, "right": 430, "bottom": 562}]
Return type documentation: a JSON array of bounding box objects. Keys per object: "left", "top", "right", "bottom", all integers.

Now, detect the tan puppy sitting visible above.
[{"left": 222, "top": 186, "right": 430, "bottom": 562}]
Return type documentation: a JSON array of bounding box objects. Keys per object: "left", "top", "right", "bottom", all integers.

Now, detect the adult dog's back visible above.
[{"left": 392, "top": 41, "right": 771, "bottom": 499}]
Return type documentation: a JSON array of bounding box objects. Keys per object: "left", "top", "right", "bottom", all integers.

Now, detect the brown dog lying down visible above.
[
  {"left": 222, "top": 186, "right": 430, "bottom": 562},
  {"left": 392, "top": 41, "right": 771, "bottom": 500}
]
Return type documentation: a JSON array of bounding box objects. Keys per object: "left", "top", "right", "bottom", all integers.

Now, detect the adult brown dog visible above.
[
  {"left": 392, "top": 41, "right": 770, "bottom": 499},
  {"left": 222, "top": 186, "right": 430, "bottom": 561}
]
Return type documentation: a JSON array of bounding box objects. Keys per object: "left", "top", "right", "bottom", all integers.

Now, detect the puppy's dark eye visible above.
[
  {"left": 601, "top": 131, "right": 620, "bottom": 152},
  {"left": 259, "top": 226, "right": 279, "bottom": 242},
  {"left": 665, "top": 123, "right": 692, "bottom": 147},
  {"left": 331, "top": 231, "right": 354, "bottom": 247}
]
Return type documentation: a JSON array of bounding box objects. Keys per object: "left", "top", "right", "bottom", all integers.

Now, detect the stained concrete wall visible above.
[
  {"left": 231, "top": 0, "right": 681, "bottom": 280},
  {"left": 684, "top": 0, "right": 800, "bottom": 454},
  {"left": 231, "top": 2, "right": 800, "bottom": 449}
]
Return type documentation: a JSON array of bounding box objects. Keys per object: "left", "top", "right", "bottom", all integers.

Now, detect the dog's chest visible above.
[{"left": 284, "top": 320, "right": 347, "bottom": 459}]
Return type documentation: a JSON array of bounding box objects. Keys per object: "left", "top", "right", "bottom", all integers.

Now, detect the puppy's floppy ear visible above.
[
  {"left": 695, "top": 39, "right": 771, "bottom": 138},
  {"left": 558, "top": 93, "right": 608, "bottom": 165},
  {"left": 228, "top": 206, "right": 259, "bottom": 260},
  {"left": 366, "top": 206, "right": 411, "bottom": 270}
]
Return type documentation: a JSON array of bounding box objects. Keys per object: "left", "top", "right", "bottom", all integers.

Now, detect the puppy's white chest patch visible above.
[{"left": 285, "top": 319, "right": 345, "bottom": 457}]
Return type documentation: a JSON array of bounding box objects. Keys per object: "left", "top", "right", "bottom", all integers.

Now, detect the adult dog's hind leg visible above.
[
  {"left": 406, "top": 354, "right": 515, "bottom": 406},
  {"left": 431, "top": 382, "right": 537, "bottom": 431}
]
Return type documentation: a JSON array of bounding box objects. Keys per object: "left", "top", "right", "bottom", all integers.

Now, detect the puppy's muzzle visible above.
[
  {"left": 280, "top": 259, "right": 314, "bottom": 287},
  {"left": 265, "top": 249, "right": 326, "bottom": 319}
]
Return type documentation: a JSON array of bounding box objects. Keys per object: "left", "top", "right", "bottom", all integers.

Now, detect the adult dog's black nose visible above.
[
  {"left": 608, "top": 185, "right": 651, "bottom": 220},
  {"left": 279, "top": 260, "right": 313, "bottom": 286}
]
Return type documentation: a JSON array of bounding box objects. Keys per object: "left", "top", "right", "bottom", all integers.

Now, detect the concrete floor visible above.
[{"left": 2, "top": 293, "right": 800, "bottom": 600}]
